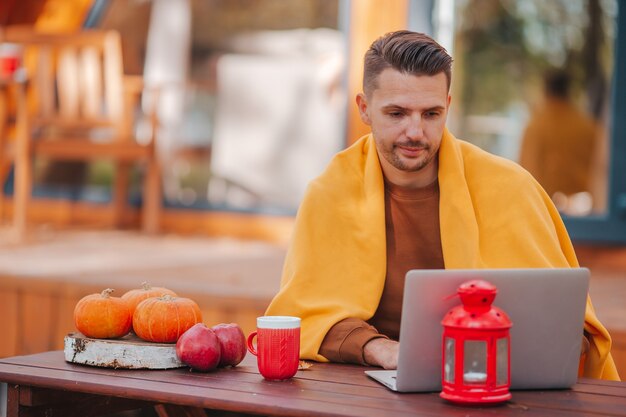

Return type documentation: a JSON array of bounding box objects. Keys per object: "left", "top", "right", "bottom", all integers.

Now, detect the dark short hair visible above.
[
  {"left": 363, "top": 30, "right": 453, "bottom": 96},
  {"left": 544, "top": 69, "right": 570, "bottom": 98}
]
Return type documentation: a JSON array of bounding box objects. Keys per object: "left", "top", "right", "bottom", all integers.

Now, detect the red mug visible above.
[{"left": 247, "top": 316, "right": 301, "bottom": 381}]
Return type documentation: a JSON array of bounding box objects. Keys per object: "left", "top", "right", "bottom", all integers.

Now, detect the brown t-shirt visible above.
[{"left": 319, "top": 178, "right": 445, "bottom": 364}]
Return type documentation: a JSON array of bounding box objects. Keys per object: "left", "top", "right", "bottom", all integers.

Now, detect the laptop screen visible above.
[{"left": 388, "top": 268, "right": 589, "bottom": 392}]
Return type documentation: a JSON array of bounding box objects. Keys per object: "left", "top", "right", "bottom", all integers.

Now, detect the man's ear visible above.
[{"left": 356, "top": 93, "right": 371, "bottom": 125}]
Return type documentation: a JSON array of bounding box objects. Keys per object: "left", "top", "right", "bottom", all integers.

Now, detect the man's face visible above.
[{"left": 357, "top": 68, "right": 451, "bottom": 186}]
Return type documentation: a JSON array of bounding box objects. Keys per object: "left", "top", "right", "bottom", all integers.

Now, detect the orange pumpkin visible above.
[
  {"left": 133, "top": 295, "right": 202, "bottom": 343},
  {"left": 121, "top": 282, "right": 177, "bottom": 318},
  {"left": 73, "top": 288, "right": 132, "bottom": 339}
]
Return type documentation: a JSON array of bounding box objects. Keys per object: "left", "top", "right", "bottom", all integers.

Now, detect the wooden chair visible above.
[
  {"left": 0, "top": 56, "right": 33, "bottom": 234},
  {"left": 0, "top": 26, "right": 161, "bottom": 236}
]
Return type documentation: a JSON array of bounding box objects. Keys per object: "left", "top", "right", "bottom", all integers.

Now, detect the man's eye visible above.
[
  {"left": 388, "top": 112, "right": 403, "bottom": 117},
  {"left": 425, "top": 112, "right": 440, "bottom": 118}
]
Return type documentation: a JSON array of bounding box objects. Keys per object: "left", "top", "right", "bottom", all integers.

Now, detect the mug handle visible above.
[{"left": 247, "top": 331, "right": 258, "bottom": 356}]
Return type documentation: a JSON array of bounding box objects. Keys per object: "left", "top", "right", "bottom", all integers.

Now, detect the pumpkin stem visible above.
[
  {"left": 101, "top": 288, "right": 115, "bottom": 298},
  {"left": 141, "top": 282, "right": 152, "bottom": 291},
  {"left": 160, "top": 294, "right": 175, "bottom": 301}
]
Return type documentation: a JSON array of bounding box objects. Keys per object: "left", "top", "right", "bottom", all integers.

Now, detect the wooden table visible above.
[{"left": 1, "top": 351, "right": 625, "bottom": 417}]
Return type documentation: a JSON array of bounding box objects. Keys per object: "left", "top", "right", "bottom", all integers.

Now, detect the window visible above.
[{"left": 448, "top": 0, "right": 626, "bottom": 243}]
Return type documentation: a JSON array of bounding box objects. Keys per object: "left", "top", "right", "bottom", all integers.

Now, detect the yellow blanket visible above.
[{"left": 266, "top": 130, "right": 619, "bottom": 380}]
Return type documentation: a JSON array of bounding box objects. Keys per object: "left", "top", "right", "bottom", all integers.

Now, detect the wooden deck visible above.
[
  {"left": 0, "top": 227, "right": 624, "bottom": 378},
  {"left": 0, "top": 227, "right": 287, "bottom": 358}
]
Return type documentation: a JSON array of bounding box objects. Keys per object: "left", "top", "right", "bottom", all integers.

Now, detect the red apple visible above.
[
  {"left": 211, "top": 323, "right": 247, "bottom": 367},
  {"left": 176, "top": 323, "right": 221, "bottom": 372}
]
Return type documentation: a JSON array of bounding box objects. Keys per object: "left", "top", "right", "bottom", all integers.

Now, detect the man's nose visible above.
[{"left": 405, "top": 115, "right": 424, "bottom": 139}]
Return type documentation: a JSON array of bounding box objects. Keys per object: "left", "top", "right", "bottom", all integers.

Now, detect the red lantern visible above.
[{"left": 440, "top": 280, "right": 512, "bottom": 404}]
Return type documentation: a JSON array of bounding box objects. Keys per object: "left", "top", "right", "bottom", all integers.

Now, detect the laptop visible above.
[{"left": 366, "top": 268, "right": 589, "bottom": 392}]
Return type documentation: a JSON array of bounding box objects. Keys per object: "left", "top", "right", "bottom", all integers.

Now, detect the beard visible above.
[{"left": 381, "top": 140, "right": 436, "bottom": 172}]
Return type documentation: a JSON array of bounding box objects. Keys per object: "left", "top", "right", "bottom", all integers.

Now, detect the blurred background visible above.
[
  {"left": 0, "top": 0, "right": 625, "bottom": 404},
  {"left": 1, "top": 0, "right": 624, "bottom": 228}
]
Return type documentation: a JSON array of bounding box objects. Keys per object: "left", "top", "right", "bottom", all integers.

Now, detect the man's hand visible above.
[{"left": 363, "top": 338, "right": 399, "bottom": 369}]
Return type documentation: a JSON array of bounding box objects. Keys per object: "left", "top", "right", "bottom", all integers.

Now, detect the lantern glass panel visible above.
[
  {"left": 444, "top": 337, "right": 455, "bottom": 383},
  {"left": 463, "top": 340, "right": 487, "bottom": 384},
  {"left": 496, "top": 337, "right": 509, "bottom": 386}
]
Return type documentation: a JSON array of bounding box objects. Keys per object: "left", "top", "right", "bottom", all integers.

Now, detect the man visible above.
[
  {"left": 266, "top": 31, "right": 619, "bottom": 380},
  {"left": 519, "top": 69, "right": 601, "bottom": 211}
]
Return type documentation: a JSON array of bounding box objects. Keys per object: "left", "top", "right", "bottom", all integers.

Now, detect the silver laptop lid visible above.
[{"left": 394, "top": 268, "right": 589, "bottom": 392}]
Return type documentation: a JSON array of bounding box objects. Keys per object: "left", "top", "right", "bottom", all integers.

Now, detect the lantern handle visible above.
[{"left": 443, "top": 292, "right": 458, "bottom": 301}]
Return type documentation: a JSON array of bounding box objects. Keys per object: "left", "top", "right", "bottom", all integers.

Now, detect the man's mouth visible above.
[{"left": 396, "top": 143, "right": 428, "bottom": 157}]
